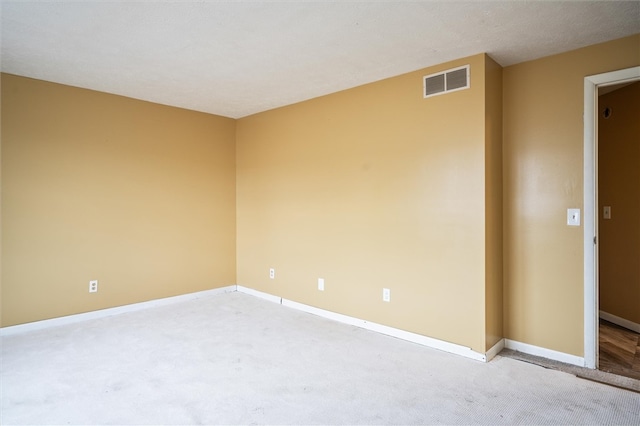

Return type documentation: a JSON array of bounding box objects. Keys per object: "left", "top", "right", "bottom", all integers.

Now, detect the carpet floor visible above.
[{"left": 2, "top": 291, "right": 639, "bottom": 425}]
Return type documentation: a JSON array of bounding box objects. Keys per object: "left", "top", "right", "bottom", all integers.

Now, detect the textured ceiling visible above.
[{"left": 2, "top": 1, "right": 639, "bottom": 118}]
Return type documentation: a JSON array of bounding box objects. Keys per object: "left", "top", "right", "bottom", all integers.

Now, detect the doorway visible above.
[
  {"left": 583, "top": 66, "right": 640, "bottom": 371},
  {"left": 597, "top": 81, "right": 640, "bottom": 380}
]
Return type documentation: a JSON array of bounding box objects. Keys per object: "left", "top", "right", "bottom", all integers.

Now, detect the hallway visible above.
[{"left": 599, "top": 319, "right": 640, "bottom": 381}]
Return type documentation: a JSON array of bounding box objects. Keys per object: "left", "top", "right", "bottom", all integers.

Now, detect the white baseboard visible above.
[
  {"left": 599, "top": 310, "right": 640, "bottom": 333},
  {"left": 7, "top": 284, "right": 559, "bottom": 367},
  {"left": 235, "top": 285, "right": 282, "bottom": 304},
  {"left": 0, "top": 286, "right": 237, "bottom": 337},
  {"left": 486, "top": 338, "right": 505, "bottom": 362},
  {"left": 504, "top": 339, "right": 585, "bottom": 367},
  {"left": 236, "top": 286, "right": 488, "bottom": 362}
]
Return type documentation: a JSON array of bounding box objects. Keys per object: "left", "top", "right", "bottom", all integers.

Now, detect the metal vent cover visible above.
[{"left": 423, "top": 65, "right": 470, "bottom": 98}]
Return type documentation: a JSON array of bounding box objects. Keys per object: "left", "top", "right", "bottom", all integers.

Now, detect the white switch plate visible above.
[
  {"left": 383, "top": 288, "right": 391, "bottom": 302},
  {"left": 603, "top": 206, "right": 611, "bottom": 219},
  {"left": 318, "top": 278, "right": 324, "bottom": 291},
  {"left": 567, "top": 209, "right": 581, "bottom": 226},
  {"left": 89, "top": 280, "right": 98, "bottom": 293},
  {"left": 269, "top": 268, "right": 275, "bottom": 279}
]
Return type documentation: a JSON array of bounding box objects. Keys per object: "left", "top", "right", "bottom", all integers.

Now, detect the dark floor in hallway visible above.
[{"left": 599, "top": 319, "right": 640, "bottom": 381}]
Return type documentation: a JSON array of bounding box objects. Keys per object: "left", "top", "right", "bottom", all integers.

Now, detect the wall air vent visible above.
[{"left": 423, "top": 65, "right": 470, "bottom": 98}]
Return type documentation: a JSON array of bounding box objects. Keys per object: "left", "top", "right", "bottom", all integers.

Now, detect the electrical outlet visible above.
[
  {"left": 383, "top": 288, "right": 390, "bottom": 302},
  {"left": 269, "top": 268, "right": 275, "bottom": 279},
  {"left": 318, "top": 278, "right": 325, "bottom": 291},
  {"left": 89, "top": 280, "right": 98, "bottom": 293}
]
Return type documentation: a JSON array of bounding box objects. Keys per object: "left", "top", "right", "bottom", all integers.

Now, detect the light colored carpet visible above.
[{"left": 2, "top": 291, "right": 639, "bottom": 425}]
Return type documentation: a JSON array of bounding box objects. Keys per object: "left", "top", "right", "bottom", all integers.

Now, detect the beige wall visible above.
[
  {"left": 484, "top": 56, "right": 503, "bottom": 351},
  {"left": 1, "top": 74, "right": 237, "bottom": 327},
  {"left": 503, "top": 35, "right": 640, "bottom": 356},
  {"left": 598, "top": 82, "right": 640, "bottom": 325},
  {"left": 0, "top": 75, "right": 3, "bottom": 321},
  {"left": 4, "top": 34, "right": 639, "bottom": 359},
  {"left": 237, "top": 54, "right": 499, "bottom": 352}
]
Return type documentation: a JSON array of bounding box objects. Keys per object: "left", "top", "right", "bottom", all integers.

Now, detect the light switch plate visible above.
[
  {"left": 603, "top": 206, "right": 611, "bottom": 220},
  {"left": 567, "top": 208, "right": 581, "bottom": 226}
]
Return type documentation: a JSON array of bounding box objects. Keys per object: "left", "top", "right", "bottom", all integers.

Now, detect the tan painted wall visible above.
[
  {"left": 0, "top": 74, "right": 3, "bottom": 321},
  {"left": 237, "top": 54, "right": 493, "bottom": 352},
  {"left": 0, "top": 73, "right": 4, "bottom": 320},
  {"left": 6, "top": 33, "right": 637, "bottom": 359},
  {"left": 1, "top": 74, "right": 237, "bottom": 327},
  {"left": 503, "top": 35, "right": 640, "bottom": 356},
  {"left": 484, "top": 56, "right": 503, "bottom": 351},
  {"left": 598, "top": 82, "right": 640, "bottom": 325}
]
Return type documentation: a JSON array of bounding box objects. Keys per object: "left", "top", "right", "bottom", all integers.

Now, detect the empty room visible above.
[{"left": 1, "top": 1, "right": 639, "bottom": 424}]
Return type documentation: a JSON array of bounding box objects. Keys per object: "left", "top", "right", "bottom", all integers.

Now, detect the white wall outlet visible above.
[
  {"left": 383, "top": 288, "right": 391, "bottom": 302},
  {"left": 89, "top": 280, "right": 98, "bottom": 293},
  {"left": 567, "top": 208, "right": 581, "bottom": 226},
  {"left": 603, "top": 206, "right": 611, "bottom": 220},
  {"left": 269, "top": 268, "right": 275, "bottom": 279},
  {"left": 318, "top": 278, "right": 325, "bottom": 291}
]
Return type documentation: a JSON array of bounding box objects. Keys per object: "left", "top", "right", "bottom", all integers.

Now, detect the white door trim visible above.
[{"left": 583, "top": 66, "right": 640, "bottom": 369}]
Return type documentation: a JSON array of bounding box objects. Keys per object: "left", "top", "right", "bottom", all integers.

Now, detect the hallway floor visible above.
[{"left": 599, "top": 319, "right": 640, "bottom": 381}]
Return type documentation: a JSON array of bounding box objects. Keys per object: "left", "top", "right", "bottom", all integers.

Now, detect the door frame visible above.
[{"left": 583, "top": 66, "right": 640, "bottom": 369}]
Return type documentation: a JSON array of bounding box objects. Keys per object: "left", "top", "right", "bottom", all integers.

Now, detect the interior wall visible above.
[
  {"left": 1, "top": 74, "right": 237, "bottom": 327},
  {"left": 503, "top": 35, "right": 640, "bottom": 356},
  {"left": 484, "top": 55, "right": 503, "bottom": 351},
  {"left": 598, "top": 81, "right": 640, "bottom": 325},
  {"left": 237, "top": 54, "right": 489, "bottom": 352},
  {"left": 0, "top": 73, "right": 3, "bottom": 321},
  {"left": 4, "top": 33, "right": 638, "bottom": 360}
]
